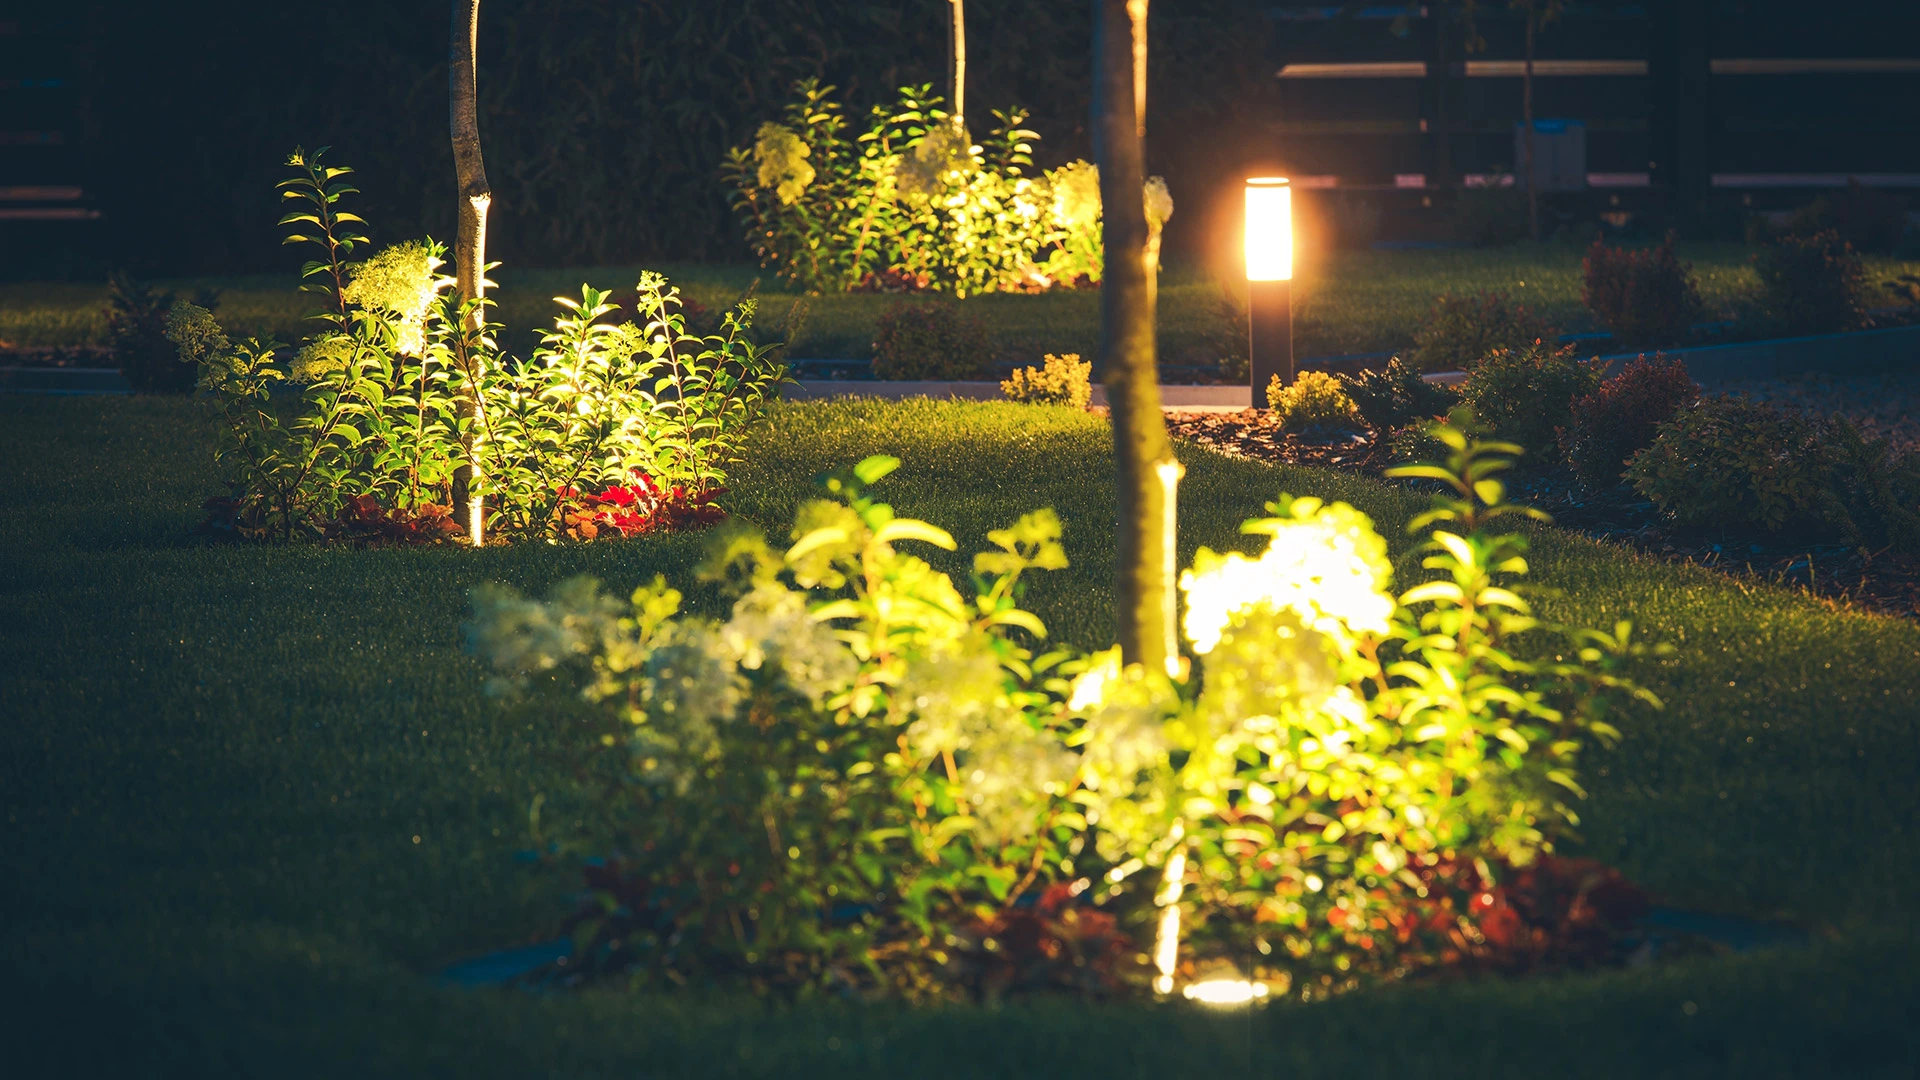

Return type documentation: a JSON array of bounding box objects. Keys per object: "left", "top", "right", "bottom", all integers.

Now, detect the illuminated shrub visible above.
[
  {"left": 1265, "top": 370, "right": 1359, "bottom": 432},
  {"left": 469, "top": 416, "right": 1662, "bottom": 999},
  {"left": 1409, "top": 290, "right": 1556, "bottom": 373},
  {"left": 1457, "top": 342, "right": 1602, "bottom": 457},
  {"left": 1002, "top": 352, "right": 1092, "bottom": 408},
  {"left": 1560, "top": 354, "right": 1696, "bottom": 488}
]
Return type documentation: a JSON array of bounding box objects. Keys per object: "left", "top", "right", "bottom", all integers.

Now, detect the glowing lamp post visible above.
[{"left": 1244, "top": 177, "right": 1294, "bottom": 402}]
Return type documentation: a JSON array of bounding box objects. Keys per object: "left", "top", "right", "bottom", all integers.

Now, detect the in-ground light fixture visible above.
[{"left": 1244, "top": 177, "right": 1294, "bottom": 401}]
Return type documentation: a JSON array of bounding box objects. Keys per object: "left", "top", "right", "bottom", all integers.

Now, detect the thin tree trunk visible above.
[
  {"left": 450, "top": 0, "right": 492, "bottom": 545},
  {"left": 1096, "top": 0, "right": 1179, "bottom": 675},
  {"left": 1523, "top": 6, "right": 1538, "bottom": 242},
  {"left": 949, "top": 0, "right": 966, "bottom": 124}
]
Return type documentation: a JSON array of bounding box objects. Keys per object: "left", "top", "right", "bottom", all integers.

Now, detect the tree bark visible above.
[
  {"left": 948, "top": 0, "right": 966, "bottom": 124},
  {"left": 1523, "top": 4, "right": 1538, "bottom": 242},
  {"left": 1095, "top": 0, "right": 1179, "bottom": 675},
  {"left": 450, "top": 0, "right": 491, "bottom": 544}
]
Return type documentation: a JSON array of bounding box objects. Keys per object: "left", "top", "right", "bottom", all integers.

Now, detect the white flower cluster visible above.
[
  {"left": 1179, "top": 500, "right": 1394, "bottom": 655},
  {"left": 343, "top": 241, "right": 445, "bottom": 357},
  {"left": 753, "top": 122, "right": 815, "bottom": 206}
]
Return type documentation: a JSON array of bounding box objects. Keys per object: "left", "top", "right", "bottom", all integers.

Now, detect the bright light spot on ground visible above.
[{"left": 1182, "top": 979, "right": 1270, "bottom": 1006}]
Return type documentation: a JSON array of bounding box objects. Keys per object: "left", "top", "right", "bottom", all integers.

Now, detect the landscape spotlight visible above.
[{"left": 1244, "top": 177, "right": 1293, "bottom": 401}]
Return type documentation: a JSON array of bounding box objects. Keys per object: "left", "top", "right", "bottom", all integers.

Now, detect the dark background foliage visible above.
[{"left": 72, "top": 0, "right": 1276, "bottom": 274}]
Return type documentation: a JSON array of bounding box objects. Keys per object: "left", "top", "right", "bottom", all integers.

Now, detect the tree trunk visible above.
[
  {"left": 948, "top": 0, "right": 966, "bottom": 124},
  {"left": 1523, "top": 6, "right": 1539, "bottom": 242},
  {"left": 1095, "top": 0, "right": 1179, "bottom": 675},
  {"left": 450, "top": 0, "right": 492, "bottom": 545}
]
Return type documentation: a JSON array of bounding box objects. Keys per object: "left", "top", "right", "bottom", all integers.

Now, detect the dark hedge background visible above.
[{"left": 65, "top": 1, "right": 1281, "bottom": 274}]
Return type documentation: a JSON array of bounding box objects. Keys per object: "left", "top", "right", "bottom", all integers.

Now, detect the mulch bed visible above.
[{"left": 1166, "top": 407, "right": 1920, "bottom": 621}]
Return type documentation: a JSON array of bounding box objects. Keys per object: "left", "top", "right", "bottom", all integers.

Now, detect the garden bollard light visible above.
[{"left": 1245, "top": 177, "right": 1294, "bottom": 402}]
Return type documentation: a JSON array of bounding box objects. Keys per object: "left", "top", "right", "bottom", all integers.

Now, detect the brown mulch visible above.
[{"left": 1165, "top": 407, "right": 1920, "bottom": 621}]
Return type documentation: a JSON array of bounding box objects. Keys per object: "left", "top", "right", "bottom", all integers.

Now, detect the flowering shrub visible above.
[
  {"left": 1754, "top": 229, "right": 1868, "bottom": 336},
  {"left": 723, "top": 80, "right": 1169, "bottom": 296},
  {"left": 870, "top": 300, "right": 991, "bottom": 380},
  {"left": 1409, "top": 290, "right": 1556, "bottom": 374},
  {"left": 1628, "top": 396, "right": 1920, "bottom": 548},
  {"left": 1002, "top": 353, "right": 1092, "bottom": 408},
  {"left": 1560, "top": 355, "right": 1696, "bottom": 489},
  {"left": 172, "top": 149, "right": 785, "bottom": 543},
  {"left": 1582, "top": 233, "right": 1702, "bottom": 349},
  {"left": 468, "top": 416, "right": 1663, "bottom": 999},
  {"left": 1265, "top": 370, "right": 1358, "bottom": 432},
  {"left": 1457, "top": 343, "right": 1602, "bottom": 457}
]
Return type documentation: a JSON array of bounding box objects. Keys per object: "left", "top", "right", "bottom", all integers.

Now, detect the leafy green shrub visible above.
[
  {"left": 1457, "top": 343, "right": 1601, "bottom": 457},
  {"left": 106, "top": 273, "right": 213, "bottom": 393},
  {"left": 173, "top": 149, "right": 785, "bottom": 543},
  {"left": 871, "top": 301, "right": 990, "bottom": 380},
  {"left": 468, "top": 420, "right": 1661, "bottom": 999},
  {"left": 1560, "top": 355, "right": 1696, "bottom": 489},
  {"left": 1754, "top": 229, "right": 1868, "bottom": 336},
  {"left": 1581, "top": 233, "right": 1702, "bottom": 349},
  {"left": 1628, "top": 396, "right": 1920, "bottom": 547},
  {"left": 1265, "top": 369, "right": 1358, "bottom": 431},
  {"left": 1338, "top": 356, "right": 1454, "bottom": 433},
  {"left": 1409, "top": 290, "right": 1556, "bottom": 373},
  {"left": 724, "top": 80, "right": 1168, "bottom": 297},
  {"left": 1002, "top": 352, "right": 1091, "bottom": 408}
]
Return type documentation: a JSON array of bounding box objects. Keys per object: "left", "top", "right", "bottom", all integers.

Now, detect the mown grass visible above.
[
  {"left": 9, "top": 245, "right": 1917, "bottom": 367},
  {"left": 3, "top": 395, "right": 1918, "bottom": 1077}
]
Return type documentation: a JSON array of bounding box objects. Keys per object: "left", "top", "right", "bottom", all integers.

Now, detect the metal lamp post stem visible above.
[{"left": 1249, "top": 279, "right": 1293, "bottom": 402}]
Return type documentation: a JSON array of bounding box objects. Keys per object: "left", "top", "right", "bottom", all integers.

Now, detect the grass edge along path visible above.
[{"left": 3, "top": 395, "right": 1918, "bottom": 1077}]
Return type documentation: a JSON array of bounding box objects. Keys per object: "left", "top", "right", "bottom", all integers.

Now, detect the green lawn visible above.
[
  {"left": 4, "top": 395, "right": 1918, "bottom": 1077},
  {"left": 9, "top": 245, "right": 1918, "bottom": 368}
]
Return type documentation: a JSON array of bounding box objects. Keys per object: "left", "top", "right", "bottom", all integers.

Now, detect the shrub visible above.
[
  {"left": 1449, "top": 179, "right": 1530, "bottom": 247},
  {"left": 467, "top": 423, "right": 1661, "bottom": 999},
  {"left": 1754, "top": 229, "right": 1868, "bottom": 336},
  {"left": 1002, "top": 352, "right": 1091, "bottom": 408},
  {"left": 107, "top": 273, "right": 210, "bottom": 393},
  {"left": 1339, "top": 356, "right": 1454, "bottom": 433},
  {"left": 174, "top": 149, "right": 785, "bottom": 543},
  {"left": 1777, "top": 182, "right": 1909, "bottom": 254},
  {"left": 1581, "top": 233, "right": 1702, "bottom": 349},
  {"left": 1409, "top": 290, "right": 1556, "bottom": 373},
  {"left": 1266, "top": 369, "right": 1358, "bottom": 431},
  {"left": 871, "top": 301, "right": 990, "bottom": 380},
  {"left": 1457, "top": 343, "right": 1601, "bottom": 457},
  {"left": 1560, "top": 354, "right": 1697, "bottom": 489},
  {"left": 1628, "top": 396, "right": 1920, "bottom": 547}
]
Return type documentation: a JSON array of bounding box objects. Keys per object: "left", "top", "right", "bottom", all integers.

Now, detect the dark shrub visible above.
[
  {"left": 1340, "top": 356, "right": 1455, "bottom": 433},
  {"left": 1778, "top": 182, "right": 1909, "bottom": 254},
  {"left": 1409, "top": 290, "right": 1557, "bottom": 374},
  {"left": 1629, "top": 396, "right": 1920, "bottom": 548},
  {"left": 1559, "top": 354, "right": 1697, "bottom": 488},
  {"left": 870, "top": 301, "right": 990, "bottom": 380},
  {"left": 1449, "top": 180, "right": 1530, "bottom": 247},
  {"left": 1457, "top": 343, "right": 1601, "bottom": 459},
  {"left": 1582, "top": 233, "right": 1703, "bottom": 349},
  {"left": 107, "top": 273, "right": 211, "bottom": 393},
  {"left": 1754, "top": 230, "right": 1868, "bottom": 336}
]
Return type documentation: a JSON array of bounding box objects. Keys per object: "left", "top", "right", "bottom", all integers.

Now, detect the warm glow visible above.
[
  {"left": 1182, "top": 979, "right": 1271, "bottom": 1006},
  {"left": 1244, "top": 177, "right": 1292, "bottom": 281}
]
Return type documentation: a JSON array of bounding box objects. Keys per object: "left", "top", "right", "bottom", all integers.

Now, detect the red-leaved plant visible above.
[
  {"left": 1560, "top": 354, "right": 1698, "bottom": 489},
  {"left": 557, "top": 471, "right": 726, "bottom": 542},
  {"left": 1582, "top": 232, "right": 1704, "bottom": 349}
]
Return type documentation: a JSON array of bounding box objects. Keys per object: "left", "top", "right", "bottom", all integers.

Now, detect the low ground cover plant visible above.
[
  {"left": 1754, "top": 229, "right": 1868, "bottom": 337},
  {"left": 1582, "top": 234, "right": 1702, "bottom": 349},
  {"left": 468, "top": 416, "right": 1661, "bottom": 1001},
  {"left": 169, "top": 149, "right": 786, "bottom": 543},
  {"left": 1002, "top": 352, "right": 1092, "bottom": 408},
  {"left": 725, "top": 80, "right": 1170, "bottom": 296},
  {"left": 1338, "top": 357, "right": 1454, "bottom": 434},
  {"left": 1266, "top": 370, "right": 1358, "bottom": 432},
  {"left": 1629, "top": 395, "right": 1920, "bottom": 549},
  {"left": 1456, "top": 343, "right": 1601, "bottom": 456},
  {"left": 1409, "top": 290, "right": 1556, "bottom": 373},
  {"left": 1560, "top": 355, "right": 1697, "bottom": 489}
]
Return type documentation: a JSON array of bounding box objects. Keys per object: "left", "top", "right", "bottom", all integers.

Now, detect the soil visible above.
[{"left": 1165, "top": 377, "right": 1920, "bottom": 621}]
